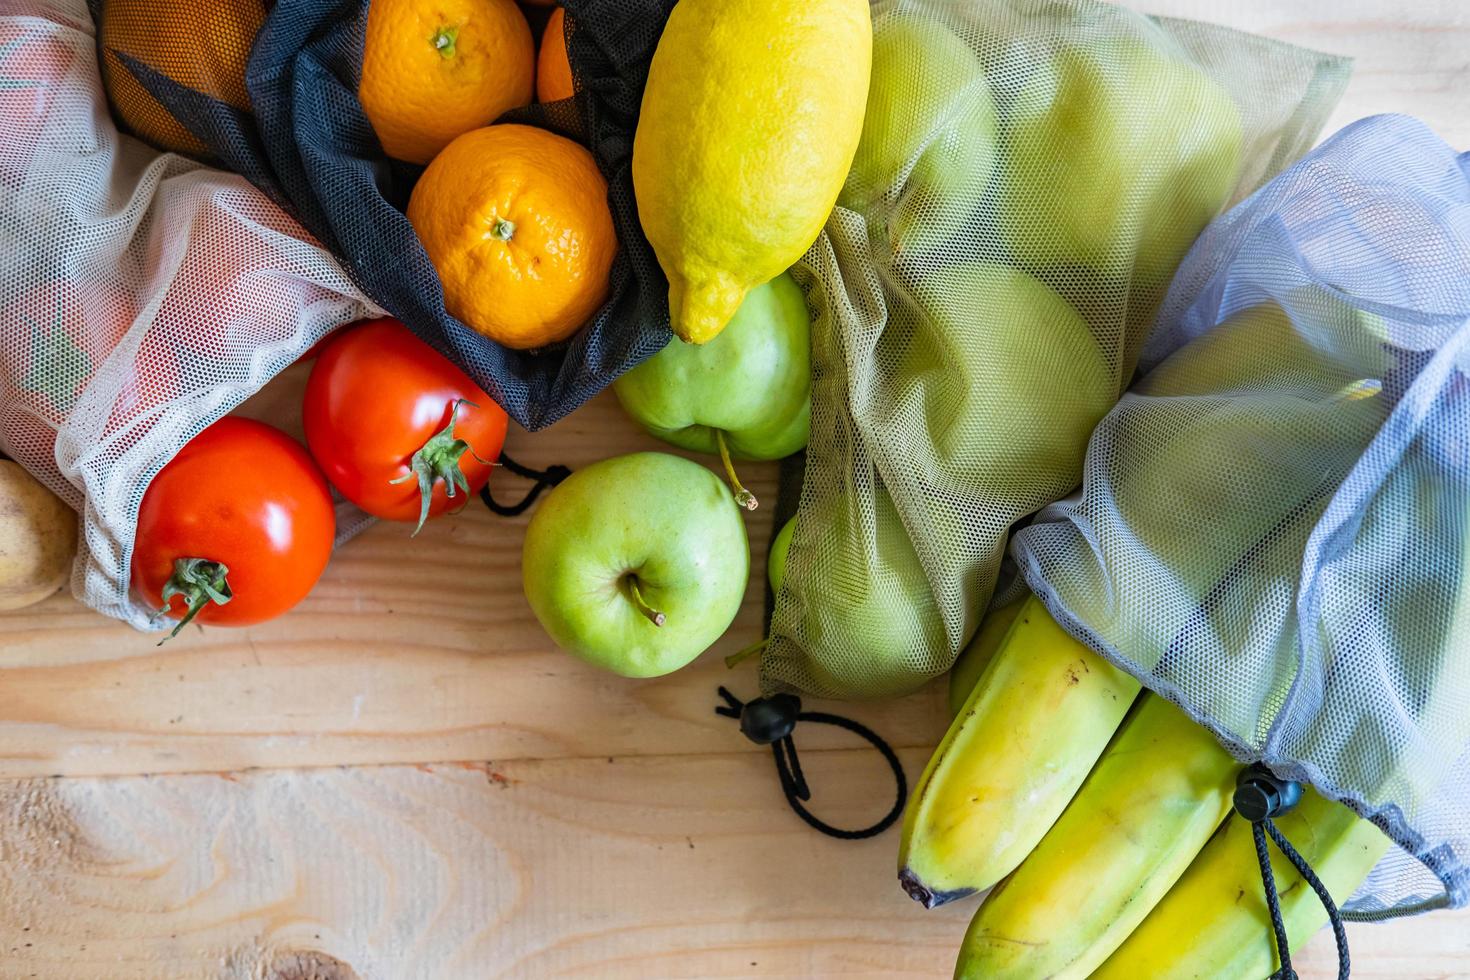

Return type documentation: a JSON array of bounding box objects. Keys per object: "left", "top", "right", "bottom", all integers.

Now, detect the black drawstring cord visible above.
[
  {"left": 1250, "top": 819, "right": 1297, "bottom": 978},
  {"left": 715, "top": 686, "right": 906, "bottom": 840},
  {"left": 481, "top": 452, "right": 571, "bottom": 516},
  {"left": 1234, "top": 763, "right": 1351, "bottom": 980}
]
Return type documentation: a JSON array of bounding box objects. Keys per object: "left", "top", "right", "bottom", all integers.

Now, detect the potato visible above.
[{"left": 0, "top": 459, "right": 78, "bottom": 610}]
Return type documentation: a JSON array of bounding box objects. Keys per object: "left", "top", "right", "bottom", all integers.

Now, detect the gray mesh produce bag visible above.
[
  {"left": 762, "top": 0, "right": 1350, "bottom": 700},
  {"left": 1011, "top": 113, "right": 1470, "bottom": 915},
  {"left": 0, "top": 0, "right": 376, "bottom": 627}
]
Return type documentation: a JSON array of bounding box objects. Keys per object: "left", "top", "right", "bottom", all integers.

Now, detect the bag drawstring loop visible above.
[{"left": 715, "top": 686, "right": 906, "bottom": 840}]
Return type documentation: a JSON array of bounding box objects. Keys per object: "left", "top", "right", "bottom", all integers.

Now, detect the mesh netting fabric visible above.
[
  {"left": 1, "top": 0, "right": 376, "bottom": 627},
  {"left": 1012, "top": 114, "right": 1470, "bottom": 915},
  {"left": 761, "top": 0, "right": 1350, "bottom": 701},
  {"left": 94, "top": 0, "right": 675, "bottom": 431}
]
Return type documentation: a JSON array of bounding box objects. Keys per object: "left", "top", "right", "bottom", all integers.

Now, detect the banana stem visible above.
[
  {"left": 626, "top": 576, "right": 666, "bottom": 627},
  {"left": 715, "top": 430, "right": 757, "bottom": 511},
  {"left": 724, "top": 638, "right": 767, "bottom": 669}
]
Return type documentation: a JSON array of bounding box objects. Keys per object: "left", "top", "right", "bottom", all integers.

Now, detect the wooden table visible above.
[{"left": 2, "top": 0, "right": 1468, "bottom": 976}]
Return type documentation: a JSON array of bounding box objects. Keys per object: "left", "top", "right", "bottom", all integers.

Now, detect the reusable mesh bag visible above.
[
  {"left": 1011, "top": 113, "right": 1470, "bottom": 914},
  {"left": 0, "top": 0, "right": 376, "bottom": 627},
  {"left": 91, "top": 0, "right": 676, "bottom": 430},
  {"left": 762, "top": 0, "right": 1351, "bottom": 700}
]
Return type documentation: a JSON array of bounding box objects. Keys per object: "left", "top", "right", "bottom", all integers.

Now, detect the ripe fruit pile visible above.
[
  {"left": 64, "top": 0, "right": 1408, "bottom": 973},
  {"left": 357, "top": 0, "right": 619, "bottom": 352},
  {"left": 132, "top": 320, "right": 510, "bottom": 637}
]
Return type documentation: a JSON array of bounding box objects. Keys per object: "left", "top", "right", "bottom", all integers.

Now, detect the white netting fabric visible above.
[
  {"left": 1013, "top": 114, "right": 1470, "bottom": 914},
  {"left": 0, "top": 0, "right": 376, "bottom": 627},
  {"left": 763, "top": 0, "right": 1350, "bottom": 700}
]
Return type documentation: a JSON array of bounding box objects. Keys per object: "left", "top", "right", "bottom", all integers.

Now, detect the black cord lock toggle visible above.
[
  {"left": 1233, "top": 763, "right": 1350, "bottom": 980},
  {"left": 715, "top": 686, "right": 906, "bottom": 841},
  {"left": 737, "top": 692, "right": 800, "bottom": 744},
  {"left": 1235, "top": 764, "right": 1305, "bottom": 822}
]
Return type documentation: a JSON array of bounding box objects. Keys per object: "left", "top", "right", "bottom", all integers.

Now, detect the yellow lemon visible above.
[{"left": 632, "top": 0, "right": 871, "bottom": 344}]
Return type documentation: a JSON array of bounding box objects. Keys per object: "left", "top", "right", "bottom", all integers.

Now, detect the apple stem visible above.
[
  {"left": 625, "top": 577, "right": 666, "bottom": 628},
  {"left": 714, "top": 430, "right": 757, "bottom": 511},
  {"left": 724, "top": 638, "right": 767, "bottom": 669}
]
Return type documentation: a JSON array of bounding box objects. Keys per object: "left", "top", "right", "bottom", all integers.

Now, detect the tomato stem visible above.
[
  {"left": 150, "top": 558, "right": 232, "bottom": 644},
  {"left": 625, "top": 576, "right": 665, "bottom": 627},
  {"left": 715, "top": 430, "right": 757, "bottom": 511},
  {"left": 390, "top": 398, "right": 493, "bottom": 536},
  {"left": 724, "top": 638, "right": 766, "bottom": 669}
]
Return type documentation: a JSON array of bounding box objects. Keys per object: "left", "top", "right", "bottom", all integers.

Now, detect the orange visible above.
[
  {"left": 360, "top": 0, "right": 534, "bottom": 165},
  {"left": 98, "top": 0, "right": 266, "bottom": 156},
  {"left": 407, "top": 124, "right": 616, "bottom": 350},
  {"left": 537, "top": 8, "right": 574, "bottom": 102}
]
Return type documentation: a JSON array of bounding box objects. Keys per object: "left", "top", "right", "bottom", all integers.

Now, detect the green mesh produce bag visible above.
[{"left": 761, "top": 0, "right": 1351, "bottom": 700}]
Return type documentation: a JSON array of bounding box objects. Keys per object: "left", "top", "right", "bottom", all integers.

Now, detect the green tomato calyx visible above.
[
  {"left": 390, "top": 398, "right": 492, "bottom": 536},
  {"left": 151, "top": 557, "right": 232, "bottom": 644},
  {"left": 624, "top": 575, "right": 666, "bottom": 627},
  {"left": 715, "top": 430, "right": 757, "bottom": 511}
]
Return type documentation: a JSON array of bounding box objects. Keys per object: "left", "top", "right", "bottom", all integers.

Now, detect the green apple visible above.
[
  {"left": 886, "top": 260, "right": 1116, "bottom": 497},
  {"left": 521, "top": 452, "right": 750, "bottom": 678},
  {"left": 770, "top": 486, "right": 950, "bottom": 700},
  {"left": 999, "top": 37, "right": 1242, "bottom": 328},
  {"left": 1139, "top": 300, "right": 1393, "bottom": 398},
  {"left": 613, "top": 273, "right": 811, "bottom": 507},
  {"left": 768, "top": 515, "right": 796, "bottom": 594},
  {"left": 1303, "top": 447, "right": 1470, "bottom": 790},
  {"left": 1058, "top": 311, "right": 1389, "bottom": 712},
  {"left": 839, "top": 13, "right": 998, "bottom": 259}
]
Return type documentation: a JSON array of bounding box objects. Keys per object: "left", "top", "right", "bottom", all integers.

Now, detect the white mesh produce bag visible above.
[
  {"left": 1012, "top": 114, "right": 1470, "bottom": 915},
  {"left": 0, "top": 0, "right": 376, "bottom": 628},
  {"left": 762, "top": 0, "right": 1350, "bottom": 700}
]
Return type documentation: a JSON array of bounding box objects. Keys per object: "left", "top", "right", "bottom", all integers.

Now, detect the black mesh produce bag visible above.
[{"left": 93, "top": 0, "right": 677, "bottom": 430}]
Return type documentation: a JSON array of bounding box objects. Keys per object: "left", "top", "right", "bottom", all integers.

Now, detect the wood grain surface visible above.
[
  {"left": 0, "top": 0, "right": 1466, "bottom": 975},
  {"left": 0, "top": 758, "right": 1464, "bottom": 979}
]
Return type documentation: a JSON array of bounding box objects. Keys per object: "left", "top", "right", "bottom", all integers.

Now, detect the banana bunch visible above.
[{"left": 906, "top": 596, "right": 1391, "bottom": 978}]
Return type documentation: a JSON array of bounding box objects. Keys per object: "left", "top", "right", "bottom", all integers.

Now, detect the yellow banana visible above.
[
  {"left": 947, "top": 597, "right": 1024, "bottom": 717},
  {"left": 955, "top": 694, "right": 1238, "bottom": 978},
  {"left": 1095, "top": 787, "right": 1390, "bottom": 979},
  {"left": 899, "top": 595, "right": 1140, "bottom": 907}
]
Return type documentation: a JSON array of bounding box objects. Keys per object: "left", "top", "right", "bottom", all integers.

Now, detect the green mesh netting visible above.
[{"left": 762, "top": 0, "right": 1351, "bottom": 700}]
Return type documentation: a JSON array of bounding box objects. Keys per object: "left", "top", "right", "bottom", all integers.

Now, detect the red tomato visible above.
[
  {"left": 0, "top": 279, "right": 136, "bottom": 415},
  {"left": 132, "top": 416, "right": 335, "bottom": 634},
  {"left": 0, "top": 277, "right": 144, "bottom": 464},
  {"left": 150, "top": 184, "right": 349, "bottom": 364},
  {"left": 0, "top": 25, "right": 77, "bottom": 178},
  {"left": 303, "top": 318, "right": 509, "bottom": 530}
]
